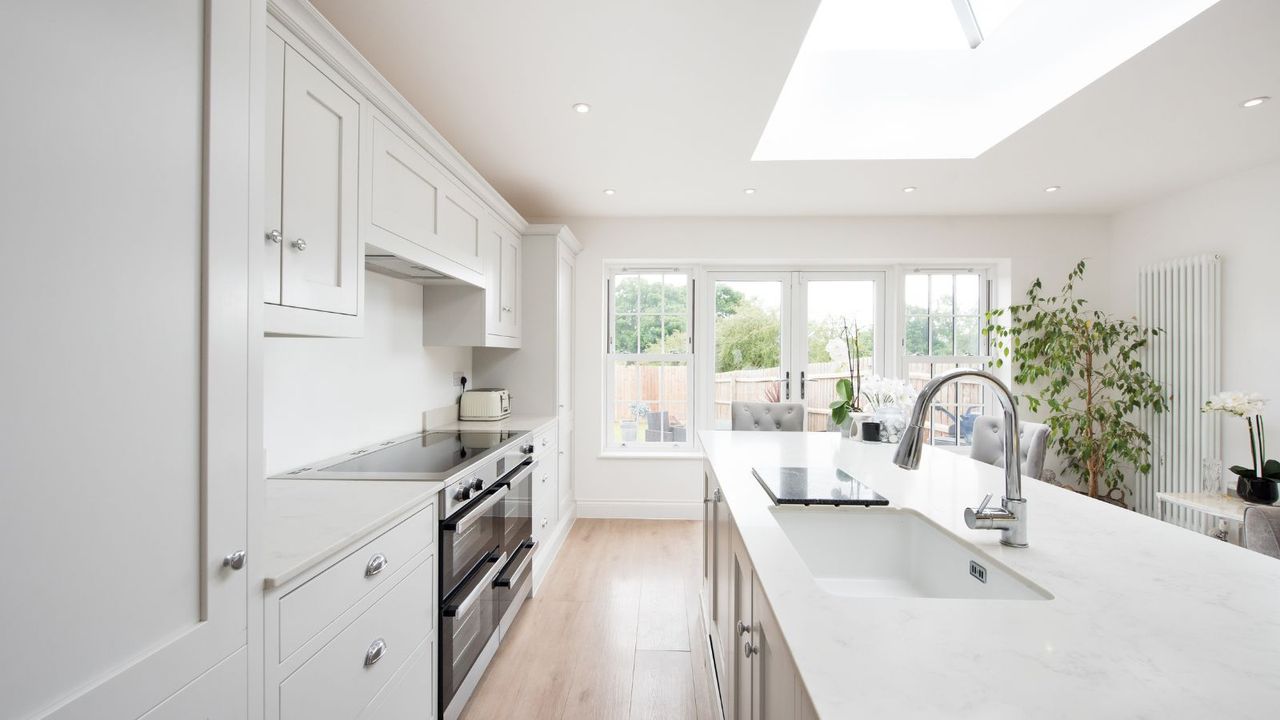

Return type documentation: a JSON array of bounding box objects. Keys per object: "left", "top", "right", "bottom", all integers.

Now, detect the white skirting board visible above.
[{"left": 576, "top": 499, "right": 703, "bottom": 520}]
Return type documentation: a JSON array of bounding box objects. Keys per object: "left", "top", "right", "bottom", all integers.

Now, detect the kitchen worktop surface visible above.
[
  {"left": 263, "top": 415, "right": 556, "bottom": 588},
  {"left": 699, "top": 430, "right": 1280, "bottom": 719}
]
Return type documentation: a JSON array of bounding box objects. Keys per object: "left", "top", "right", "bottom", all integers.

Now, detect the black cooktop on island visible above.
[{"left": 752, "top": 466, "right": 889, "bottom": 507}]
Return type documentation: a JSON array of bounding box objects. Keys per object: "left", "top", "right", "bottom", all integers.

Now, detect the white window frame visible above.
[
  {"left": 603, "top": 265, "right": 696, "bottom": 453},
  {"left": 897, "top": 266, "right": 995, "bottom": 448},
  {"left": 699, "top": 269, "right": 888, "bottom": 432}
]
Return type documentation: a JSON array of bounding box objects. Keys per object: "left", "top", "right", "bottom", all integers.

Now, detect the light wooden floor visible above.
[{"left": 460, "top": 519, "right": 718, "bottom": 720}]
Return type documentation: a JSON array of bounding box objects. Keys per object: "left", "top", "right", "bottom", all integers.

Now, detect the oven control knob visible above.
[
  {"left": 470, "top": 478, "right": 484, "bottom": 492},
  {"left": 520, "top": 444, "right": 535, "bottom": 454},
  {"left": 454, "top": 486, "right": 471, "bottom": 502}
]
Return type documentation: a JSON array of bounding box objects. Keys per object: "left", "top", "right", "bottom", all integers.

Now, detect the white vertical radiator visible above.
[{"left": 1135, "top": 255, "right": 1221, "bottom": 526}]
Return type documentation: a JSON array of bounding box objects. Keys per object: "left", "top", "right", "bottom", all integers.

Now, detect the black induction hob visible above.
[
  {"left": 275, "top": 430, "right": 527, "bottom": 481},
  {"left": 752, "top": 466, "right": 889, "bottom": 507}
]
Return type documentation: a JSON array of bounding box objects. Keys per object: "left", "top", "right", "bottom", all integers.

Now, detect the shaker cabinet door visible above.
[
  {"left": 2, "top": 1, "right": 251, "bottom": 717},
  {"left": 263, "top": 30, "right": 285, "bottom": 304},
  {"left": 279, "top": 44, "right": 360, "bottom": 315}
]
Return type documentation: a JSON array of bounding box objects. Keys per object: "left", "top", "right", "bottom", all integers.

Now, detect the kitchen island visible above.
[{"left": 699, "top": 430, "right": 1280, "bottom": 719}]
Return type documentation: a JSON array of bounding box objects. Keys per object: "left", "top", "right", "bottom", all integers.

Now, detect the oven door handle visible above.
[
  {"left": 495, "top": 458, "right": 537, "bottom": 489},
  {"left": 443, "top": 551, "right": 507, "bottom": 618},
  {"left": 444, "top": 485, "right": 510, "bottom": 534},
  {"left": 496, "top": 540, "right": 537, "bottom": 588}
]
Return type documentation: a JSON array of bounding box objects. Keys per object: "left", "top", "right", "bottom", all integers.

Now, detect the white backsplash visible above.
[{"left": 263, "top": 271, "right": 471, "bottom": 475}]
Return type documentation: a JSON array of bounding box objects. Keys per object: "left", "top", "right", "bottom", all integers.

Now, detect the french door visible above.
[{"left": 706, "top": 271, "right": 885, "bottom": 431}]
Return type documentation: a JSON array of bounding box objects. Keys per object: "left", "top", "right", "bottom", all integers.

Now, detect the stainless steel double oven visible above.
[{"left": 439, "top": 441, "right": 536, "bottom": 720}]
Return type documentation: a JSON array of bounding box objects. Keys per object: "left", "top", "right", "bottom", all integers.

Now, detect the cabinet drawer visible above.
[
  {"left": 530, "top": 426, "right": 556, "bottom": 459},
  {"left": 360, "top": 632, "right": 435, "bottom": 719},
  {"left": 279, "top": 504, "right": 435, "bottom": 660},
  {"left": 281, "top": 555, "right": 435, "bottom": 720}
]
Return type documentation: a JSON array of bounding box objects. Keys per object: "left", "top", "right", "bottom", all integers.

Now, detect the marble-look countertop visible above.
[
  {"left": 699, "top": 430, "right": 1280, "bottom": 719},
  {"left": 264, "top": 415, "right": 557, "bottom": 588}
]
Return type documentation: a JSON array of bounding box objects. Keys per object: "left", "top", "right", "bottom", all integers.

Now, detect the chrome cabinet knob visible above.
[
  {"left": 736, "top": 621, "right": 751, "bottom": 636},
  {"left": 364, "top": 638, "right": 387, "bottom": 667},
  {"left": 713, "top": 488, "right": 722, "bottom": 503},
  {"left": 501, "top": 305, "right": 513, "bottom": 313},
  {"left": 265, "top": 229, "right": 282, "bottom": 244},
  {"left": 365, "top": 553, "right": 388, "bottom": 578},
  {"left": 291, "top": 237, "right": 307, "bottom": 251},
  {"left": 222, "top": 550, "right": 246, "bottom": 570},
  {"left": 743, "top": 641, "right": 758, "bottom": 658}
]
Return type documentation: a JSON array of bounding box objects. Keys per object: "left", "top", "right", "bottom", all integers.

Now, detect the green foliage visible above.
[
  {"left": 613, "top": 276, "right": 687, "bottom": 354},
  {"left": 715, "top": 284, "right": 745, "bottom": 318},
  {"left": 983, "top": 260, "right": 1169, "bottom": 500},
  {"left": 1230, "top": 459, "right": 1280, "bottom": 480},
  {"left": 714, "top": 305, "right": 781, "bottom": 372},
  {"left": 830, "top": 378, "right": 855, "bottom": 426}
]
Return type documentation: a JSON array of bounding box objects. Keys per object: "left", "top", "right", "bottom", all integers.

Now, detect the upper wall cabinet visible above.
[
  {"left": 264, "top": 26, "right": 362, "bottom": 337},
  {"left": 366, "top": 111, "right": 484, "bottom": 284}
]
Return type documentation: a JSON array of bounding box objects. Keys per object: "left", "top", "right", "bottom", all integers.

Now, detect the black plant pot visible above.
[{"left": 1236, "top": 476, "right": 1279, "bottom": 505}]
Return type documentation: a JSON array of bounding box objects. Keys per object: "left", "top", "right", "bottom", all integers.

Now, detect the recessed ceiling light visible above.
[
  {"left": 743, "top": 188, "right": 757, "bottom": 195},
  {"left": 602, "top": 188, "right": 616, "bottom": 196},
  {"left": 1241, "top": 96, "right": 1270, "bottom": 108},
  {"left": 572, "top": 102, "right": 591, "bottom": 113},
  {"left": 1044, "top": 185, "right": 1061, "bottom": 193},
  {"left": 902, "top": 186, "right": 917, "bottom": 193}
]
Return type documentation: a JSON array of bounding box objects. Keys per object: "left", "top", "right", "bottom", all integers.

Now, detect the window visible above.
[
  {"left": 705, "top": 271, "right": 884, "bottom": 431},
  {"left": 902, "top": 269, "right": 991, "bottom": 447},
  {"left": 605, "top": 269, "right": 694, "bottom": 451}
]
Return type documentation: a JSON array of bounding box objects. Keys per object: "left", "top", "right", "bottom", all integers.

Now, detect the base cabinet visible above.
[
  {"left": 264, "top": 504, "right": 438, "bottom": 720},
  {"left": 704, "top": 464, "right": 818, "bottom": 720}
]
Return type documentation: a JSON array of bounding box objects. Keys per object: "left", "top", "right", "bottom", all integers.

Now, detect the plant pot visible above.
[
  {"left": 1236, "top": 475, "right": 1279, "bottom": 505},
  {"left": 620, "top": 421, "right": 638, "bottom": 442},
  {"left": 840, "top": 412, "right": 873, "bottom": 439}
]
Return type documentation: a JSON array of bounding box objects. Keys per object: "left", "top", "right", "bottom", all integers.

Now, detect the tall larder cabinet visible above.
[{"left": 474, "top": 224, "right": 580, "bottom": 590}]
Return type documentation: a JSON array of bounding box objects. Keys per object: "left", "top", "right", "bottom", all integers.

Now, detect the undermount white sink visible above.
[{"left": 769, "top": 506, "right": 1052, "bottom": 601}]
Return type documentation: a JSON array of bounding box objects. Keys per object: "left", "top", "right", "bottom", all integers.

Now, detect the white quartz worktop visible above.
[
  {"left": 263, "top": 415, "right": 557, "bottom": 588},
  {"left": 700, "top": 430, "right": 1280, "bottom": 719}
]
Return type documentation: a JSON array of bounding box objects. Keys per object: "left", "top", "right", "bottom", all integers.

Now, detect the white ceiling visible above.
[{"left": 311, "top": 0, "right": 1280, "bottom": 218}]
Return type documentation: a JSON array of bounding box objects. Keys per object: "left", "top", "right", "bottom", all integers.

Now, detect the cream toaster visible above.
[{"left": 459, "top": 388, "right": 510, "bottom": 421}]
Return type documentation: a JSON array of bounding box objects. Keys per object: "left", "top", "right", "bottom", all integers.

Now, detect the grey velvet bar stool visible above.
[
  {"left": 969, "top": 416, "right": 1050, "bottom": 479},
  {"left": 1244, "top": 506, "right": 1280, "bottom": 559},
  {"left": 730, "top": 401, "right": 806, "bottom": 432}
]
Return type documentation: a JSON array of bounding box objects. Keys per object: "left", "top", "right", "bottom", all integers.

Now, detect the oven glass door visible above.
[
  {"left": 498, "top": 459, "right": 534, "bottom": 558},
  {"left": 440, "top": 484, "right": 507, "bottom": 596},
  {"left": 441, "top": 550, "right": 505, "bottom": 710}
]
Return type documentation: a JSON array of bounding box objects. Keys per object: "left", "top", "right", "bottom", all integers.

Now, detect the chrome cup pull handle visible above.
[
  {"left": 364, "top": 638, "right": 386, "bottom": 667},
  {"left": 365, "top": 553, "right": 388, "bottom": 578}
]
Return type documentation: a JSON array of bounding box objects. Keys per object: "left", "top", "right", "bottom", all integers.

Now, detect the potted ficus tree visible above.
[
  {"left": 983, "top": 260, "right": 1169, "bottom": 506},
  {"left": 1202, "top": 392, "right": 1277, "bottom": 504}
]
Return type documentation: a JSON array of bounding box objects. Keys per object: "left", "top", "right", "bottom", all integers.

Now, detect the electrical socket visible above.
[{"left": 452, "top": 372, "right": 466, "bottom": 387}]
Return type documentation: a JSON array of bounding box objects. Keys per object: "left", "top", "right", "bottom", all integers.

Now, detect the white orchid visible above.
[
  {"left": 859, "top": 375, "right": 918, "bottom": 411},
  {"left": 1202, "top": 391, "right": 1267, "bottom": 418},
  {"left": 1203, "top": 391, "right": 1272, "bottom": 485}
]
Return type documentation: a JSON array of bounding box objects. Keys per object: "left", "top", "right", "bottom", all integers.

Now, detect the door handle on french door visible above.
[
  {"left": 784, "top": 371, "right": 790, "bottom": 400},
  {"left": 800, "top": 370, "right": 806, "bottom": 399}
]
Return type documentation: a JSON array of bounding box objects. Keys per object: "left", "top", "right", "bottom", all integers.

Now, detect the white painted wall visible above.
[
  {"left": 263, "top": 271, "right": 472, "bottom": 474},
  {"left": 552, "top": 216, "right": 1114, "bottom": 518},
  {"left": 1110, "top": 160, "right": 1280, "bottom": 481}
]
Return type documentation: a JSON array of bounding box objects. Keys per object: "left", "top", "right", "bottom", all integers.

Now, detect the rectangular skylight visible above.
[{"left": 753, "top": 0, "right": 1222, "bottom": 160}]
